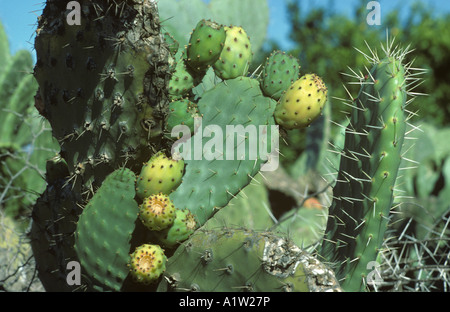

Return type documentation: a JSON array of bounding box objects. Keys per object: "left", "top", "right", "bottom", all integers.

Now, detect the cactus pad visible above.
[
  {"left": 33, "top": 0, "right": 171, "bottom": 191},
  {"left": 74, "top": 168, "right": 139, "bottom": 291},
  {"left": 169, "top": 77, "right": 277, "bottom": 226},
  {"left": 158, "top": 228, "right": 341, "bottom": 292}
]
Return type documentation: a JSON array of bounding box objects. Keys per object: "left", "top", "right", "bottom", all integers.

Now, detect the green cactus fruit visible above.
[
  {"left": 260, "top": 50, "right": 301, "bottom": 100},
  {"left": 128, "top": 244, "right": 167, "bottom": 285},
  {"left": 274, "top": 74, "right": 328, "bottom": 130},
  {"left": 136, "top": 151, "right": 185, "bottom": 200},
  {"left": 168, "top": 56, "right": 196, "bottom": 100},
  {"left": 166, "top": 98, "right": 199, "bottom": 137},
  {"left": 163, "top": 32, "right": 179, "bottom": 57},
  {"left": 74, "top": 168, "right": 139, "bottom": 291},
  {"left": 153, "top": 209, "right": 197, "bottom": 248},
  {"left": 157, "top": 228, "right": 342, "bottom": 292},
  {"left": 139, "top": 193, "right": 176, "bottom": 231},
  {"left": 213, "top": 26, "right": 252, "bottom": 80},
  {"left": 186, "top": 19, "right": 226, "bottom": 72}
]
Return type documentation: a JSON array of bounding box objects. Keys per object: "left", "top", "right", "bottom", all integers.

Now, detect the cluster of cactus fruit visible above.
[{"left": 29, "top": 0, "right": 423, "bottom": 292}]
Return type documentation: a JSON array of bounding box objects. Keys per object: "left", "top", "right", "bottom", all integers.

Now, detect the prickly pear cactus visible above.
[
  {"left": 74, "top": 168, "right": 139, "bottom": 291},
  {"left": 28, "top": 0, "right": 409, "bottom": 294},
  {"left": 169, "top": 76, "right": 278, "bottom": 226},
  {"left": 33, "top": 0, "right": 172, "bottom": 192},
  {"left": 157, "top": 228, "right": 341, "bottom": 292}
]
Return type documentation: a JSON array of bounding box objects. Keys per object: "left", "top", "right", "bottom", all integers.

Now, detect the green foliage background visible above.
[{"left": 265, "top": 0, "right": 450, "bottom": 169}]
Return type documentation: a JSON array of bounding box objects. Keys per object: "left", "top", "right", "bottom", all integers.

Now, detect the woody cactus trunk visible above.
[
  {"left": 33, "top": 0, "right": 171, "bottom": 192},
  {"left": 31, "top": 0, "right": 172, "bottom": 291}
]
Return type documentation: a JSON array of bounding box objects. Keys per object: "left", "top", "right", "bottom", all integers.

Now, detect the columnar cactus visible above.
[
  {"left": 0, "top": 20, "right": 58, "bottom": 222},
  {"left": 320, "top": 40, "right": 421, "bottom": 291}
]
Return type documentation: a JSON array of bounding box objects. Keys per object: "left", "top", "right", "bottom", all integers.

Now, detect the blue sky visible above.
[{"left": 1, "top": 0, "right": 450, "bottom": 57}]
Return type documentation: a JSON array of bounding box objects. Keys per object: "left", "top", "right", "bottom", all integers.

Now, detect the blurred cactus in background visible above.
[{"left": 0, "top": 19, "right": 59, "bottom": 291}]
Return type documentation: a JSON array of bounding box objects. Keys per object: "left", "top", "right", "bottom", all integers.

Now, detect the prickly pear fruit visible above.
[
  {"left": 165, "top": 98, "right": 199, "bottom": 136},
  {"left": 260, "top": 50, "right": 301, "bottom": 100},
  {"left": 274, "top": 74, "right": 327, "bottom": 130},
  {"left": 213, "top": 26, "right": 252, "bottom": 80},
  {"left": 187, "top": 19, "right": 226, "bottom": 72},
  {"left": 136, "top": 151, "right": 185, "bottom": 200},
  {"left": 168, "top": 56, "right": 195, "bottom": 100},
  {"left": 139, "top": 193, "right": 176, "bottom": 231},
  {"left": 128, "top": 244, "right": 167, "bottom": 285},
  {"left": 153, "top": 209, "right": 197, "bottom": 248}
]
